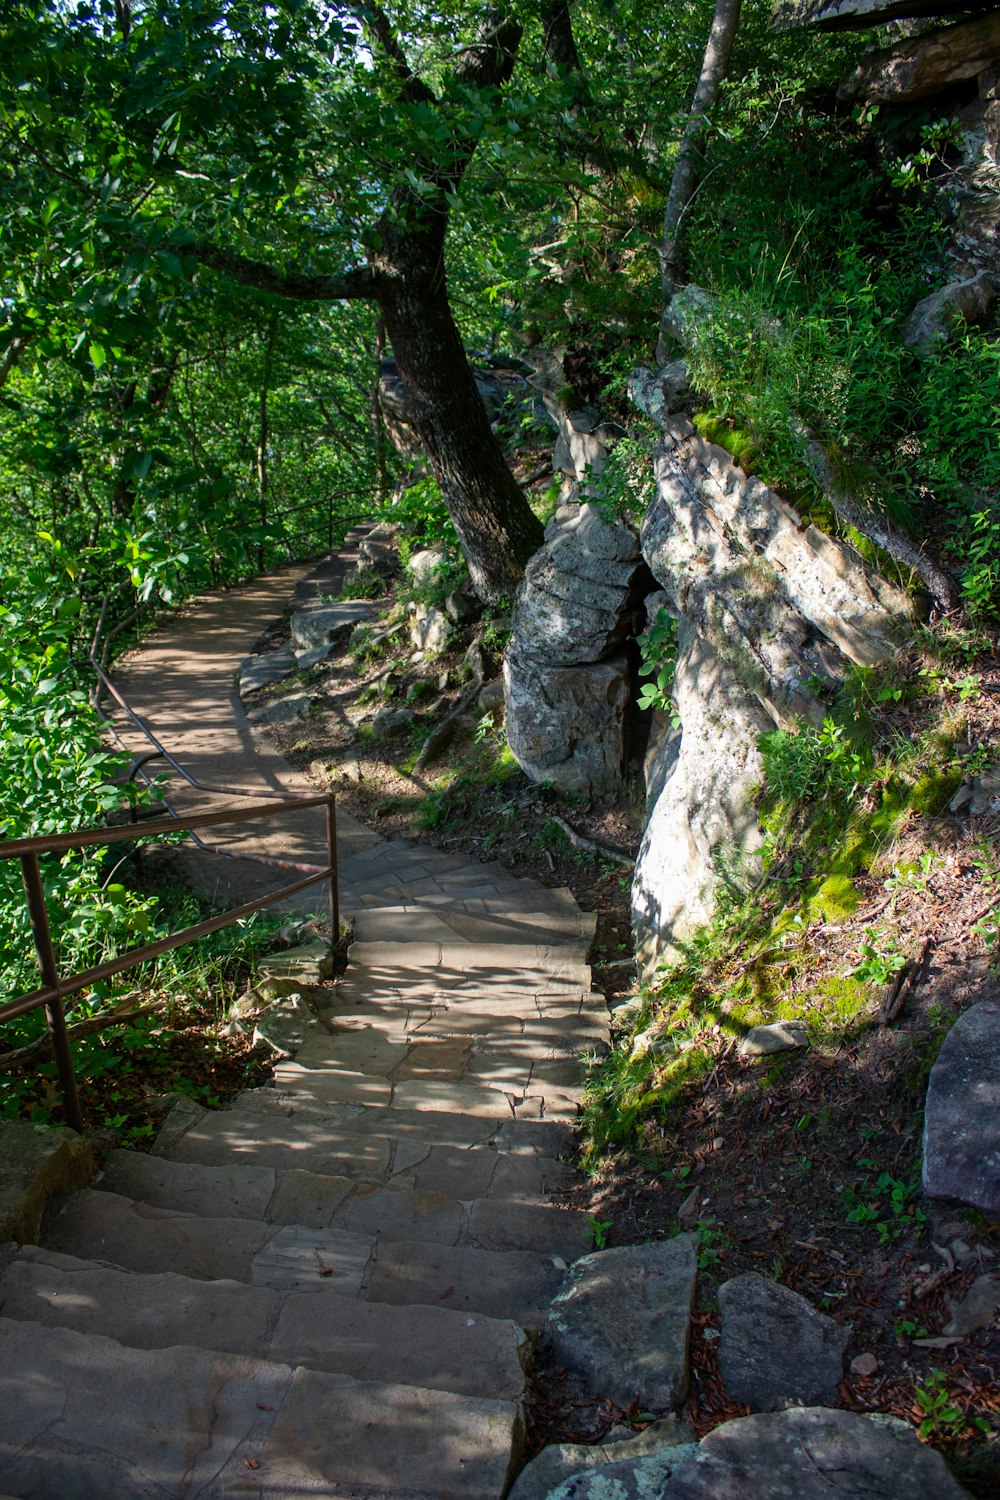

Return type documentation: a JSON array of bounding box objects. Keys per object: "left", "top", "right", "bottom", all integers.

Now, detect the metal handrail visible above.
[{"left": 0, "top": 790, "right": 340, "bottom": 1133}]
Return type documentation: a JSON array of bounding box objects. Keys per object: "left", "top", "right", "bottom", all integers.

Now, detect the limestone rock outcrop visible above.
[
  {"left": 504, "top": 503, "right": 649, "bottom": 797},
  {"left": 633, "top": 415, "right": 917, "bottom": 970}
]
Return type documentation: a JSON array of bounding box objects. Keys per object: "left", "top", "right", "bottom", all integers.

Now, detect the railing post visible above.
[
  {"left": 326, "top": 796, "right": 340, "bottom": 942},
  {"left": 19, "top": 853, "right": 83, "bottom": 1133}
]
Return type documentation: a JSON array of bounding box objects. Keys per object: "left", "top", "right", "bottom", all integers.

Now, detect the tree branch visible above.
[
  {"left": 453, "top": 8, "right": 522, "bottom": 91},
  {"left": 359, "top": 2, "right": 437, "bottom": 105},
  {"left": 191, "top": 244, "right": 380, "bottom": 303}
]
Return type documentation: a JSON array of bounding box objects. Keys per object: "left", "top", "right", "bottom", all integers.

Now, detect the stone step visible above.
[
  {"left": 315, "top": 994, "right": 609, "bottom": 1044},
  {"left": 0, "top": 1245, "right": 529, "bottom": 1400},
  {"left": 100, "top": 1150, "right": 594, "bottom": 1258},
  {"left": 274, "top": 1066, "right": 582, "bottom": 1120},
  {"left": 0, "top": 1317, "right": 521, "bottom": 1499},
  {"left": 157, "top": 1108, "right": 576, "bottom": 1200},
  {"left": 350, "top": 905, "right": 595, "bottom": 950},
  {"left": 366, "top": 886, "right": 584, "bottom": 919},
  {"left": 157, "top": 1109, "right": 577, "bottom": 1199},
  {"left": 347, "top": 942, "right": 592, "bottom": 982},
  {"left": 42, "top": 1190, "right": 568, "bottom": 1329}
]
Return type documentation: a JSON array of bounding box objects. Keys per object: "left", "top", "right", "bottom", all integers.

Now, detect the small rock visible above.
[
  {"left": 257, "top": 939, "right": 332, "bottom": 984},
  {"left": 664, "top": 1406, "right": 971, "bottom": 1499},
  {"left": 246, "top": 693, "right": 315, "bottom": 728},
  {"left": 949, "top": 781, "right": 974, "bottom": 813},
  {"left": 507, "top": 1417, "right": 695, "bottom": 1500},
  {"left": 445, "top": 589, "right": 478, "bottom": 624},
  {"left": 409, "top": 602, "right": 451, "bottom": 655},
  {"left": 903, "top": 270, "right": 999, "bottom": 352},
  {"left": 542, "top": 1442, "right": 700, "bottom": 1500},
  {"left": 372, "top": 706, "right": 415, "bottom": 739},
  {"left": 739, "top": 1021, "right": 809, "bottom": 1057},
  {"left": 943, "top": 1274, "right": 1000, "bottom": 1337},
  {"left": 923, "top": 1000, "right": 1000, "bottom": 1215},
  {"left": 478, "top": 678, "right": 505, "bottom": 715},
  {"left": 407, "top": 547, "right": 446, "bottom": 585},
  {"left": 549, "top": 1235, "right": 698, "bottom": 1410},
  {"left": 968, "top": 768, "right": 1000, "bottom": 816},
  {"left": 717, "top": 1273, "right": 848, "bottom": 1411},
  {"left": 850, "top": 1352, "right": 879, "bottom": 1378},
  {"left": 238, "top": 647, "right": 297, "bottom": 696},
  {"left": 677, "top": 1189, "right": 701, "bottom": 1225},
  {"left": 253, "top": 994, "right": 320, "bottom": 1058}
]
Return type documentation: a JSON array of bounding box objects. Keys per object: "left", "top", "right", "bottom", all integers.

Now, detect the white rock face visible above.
[
  {"left": 633, "top": 417, "right": 916, "bottom": 972},
  {"left": 633, "top": 624, "right": 771, "bottom": 971}
]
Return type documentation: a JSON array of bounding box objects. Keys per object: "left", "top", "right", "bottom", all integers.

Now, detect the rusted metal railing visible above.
[{"left": 0, "top": 790, "right": 340, "bottom": 1133}]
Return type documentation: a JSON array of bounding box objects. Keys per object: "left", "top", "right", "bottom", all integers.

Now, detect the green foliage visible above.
[
  {"left": 849, "top": 931, "right": 907, "bottom": 988},
  {"left": 637, "top": 608, "right": 680, "bottom": 718},
  {"left": 759, "top": 717, "right": 871, "bottom": 805},
  {"left": 842, "top": 1161, "right": 926, "bottom": 1245}
]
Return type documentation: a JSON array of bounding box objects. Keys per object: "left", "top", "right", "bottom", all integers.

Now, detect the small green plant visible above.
[
  {"left": 636, "top": 608, "right": 680, "bottom": 719},
  {"left": 587, "top": 1215, "right": 613, "bottom": 1250},
  {"left": 695, "top": 1218, "right": 725, "bottom": 1270},
  {"left": 849, "top": 932, "right": 907, "bottom": 987},
  {"left": 894, "top": 1316, "right": 929, "bottom": 1342},
  {"left": 843, "top": 1163, "right": 926, "bottom": 1245},
  {"left": 913, "top": 1369, "right": 986, "bottom": 1444}
]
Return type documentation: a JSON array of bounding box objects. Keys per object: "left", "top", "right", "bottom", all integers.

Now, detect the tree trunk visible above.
[
  {"left": 379, "top": 273, "right": 543, "bottom": 602},
  {"left": 658, "top": 0, "right": 742, "bottom": 355}
]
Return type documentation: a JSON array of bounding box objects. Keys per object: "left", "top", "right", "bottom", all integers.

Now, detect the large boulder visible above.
[
  {"left": 504, "top": 653, "right": 633, "bottom": 797},
  {"left": 665, "top": 1407, "right": 972, "bottom": 1499},
  {"left": 633, "top": 623, "right": 770, "bottom": 970},
  {"left": 504, "top": 504, "right": 648, "bottom": 797},
  {"left": 634, "top": 418, "right": 916, "bottom": 970},
  {"left": 838, "top": 11, "right": 1000, "bottom": 104},
  {"left": 923, "top": 999, "right": 1000, "bottom": 1215}
]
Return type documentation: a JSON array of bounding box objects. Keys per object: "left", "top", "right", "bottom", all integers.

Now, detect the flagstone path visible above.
[{"left": 0, "top": 539, "right": 608, "bottom": 1499}]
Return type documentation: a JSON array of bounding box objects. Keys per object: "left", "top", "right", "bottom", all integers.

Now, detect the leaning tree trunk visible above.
[
  {"left": 379, "top": 264, "right": 543, "bottom": 602},
  {"left": 657, "top": 0, "right": 742, "bottom": 359}
]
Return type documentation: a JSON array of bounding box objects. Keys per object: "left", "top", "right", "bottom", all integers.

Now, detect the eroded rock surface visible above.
[
  {"left": 923, "top": 1000, "right": 1000, "bottom": 1215},
  {"left": 548, "top": 1235, "right": 697, "bottom": 1411},
  {"left": 504, "top": 504, "right": 648, "bottom": 796},
  {"left": 717, "top": 1273, "right": 848, "bottom": 1411},
  {"left": 664, "top": 1406, "right": 972, "bottom": 1499},
  {"left": 634, "top": 415, "right": 916, "bottom": 971},
  {"left": 507, "top": 1418, "right": 695, "bottom": 1500},
  {"left": 0, "top": 1121, "right": 95, "bottom": 1244}
]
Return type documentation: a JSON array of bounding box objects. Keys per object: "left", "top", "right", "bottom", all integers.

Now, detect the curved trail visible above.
[{"left": 0, "top": 538, "right": 610, "bottom": 1500}]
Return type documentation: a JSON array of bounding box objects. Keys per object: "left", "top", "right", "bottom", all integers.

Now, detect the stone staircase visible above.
[{"left": 0, "top": 840, "right": 607, "bottom": 1498}]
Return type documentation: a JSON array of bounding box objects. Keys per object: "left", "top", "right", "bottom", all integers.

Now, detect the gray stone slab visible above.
[
  {"left": 45, "top": 1189, "right": 274, "bottom": 1281},
  {"left": 260, "top": 1364, "right": 521, "bottom": 1499},
  {"left": 740, "top": 1020, "right": 809, "bottom": 1057},
  {"left": 365, "top": 1240, "right": 566, "bottom": 1328},
  {"left": 268, "top": 1295, "right": 528, "bottom": 1400},
  {"left": 250, "top": 1223, "right": 372, "bottom": 1294},
  {"left": 1, "top": 1247, "right": 277, "bottom": 1356},
  {"left": 665, "top": 1407, "right": 972, "bottom": 1499},
  {"left": 923, "top": 1000, "right": 1000, "bottom": 1215},
  {"left": 334, "top": 1183, "right": 463, "bottom": 1244},
  {"left": 273, "top": 1064, "right": 395, "bottom": 1107},
  {"left": 468, "top": 1199, "right": 593, "bottom": 1259},
  {"left": 247, "top": 691, "right": 315, "bottom": 727},
  {"left": 549, "top": 1236, "right": 698, "bottom": 1410},
  {"left": 100, "top": 1150, "right": 277, "bottom": 1220},
  {"left": 717, "top": 1273, "right": 848, "bottom": 1410},
  {"left": 544, "top": 1442, "right": 700, "bottom": 1499},
  {"left": 0, "top": 1120, "right": 94, "bottom": 1245},
  {"left": 239, "top": 647, "right": 297, "bottom": 696},
  {"left": 282, "top": 1031, "right": 411, "bottom": 1075},
  {"left": 0, "top": 1317, "right": 293, "bottom": 1500},
  {"left": 158, "top": 1111, "right": 394, "bottom": 1181},
  {"left": 268, "top": 1168, "right": 355, "bottom": 1226},
  {"left": 290, "top": 600, "right": 377, "bottom": 652}
]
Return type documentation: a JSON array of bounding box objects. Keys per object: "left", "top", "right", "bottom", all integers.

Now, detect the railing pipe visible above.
[
  {"left": 19, "top": 853, "right": 83, "bottom": 1131},
  {"left": 326, "top": 798, "right": 339, "bottom": 940}
]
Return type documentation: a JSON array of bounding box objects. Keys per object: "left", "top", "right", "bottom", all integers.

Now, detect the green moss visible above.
[
  {"left": 693, "top": 412, "right": 761, "bottom": 472},
  {"left": 906, "top": 766, "right": 963, "bottom": 817},
  {"left": 805, "top": 873, "right": 859, "bottom": 922}
]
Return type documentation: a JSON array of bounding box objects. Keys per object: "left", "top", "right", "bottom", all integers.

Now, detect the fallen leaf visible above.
[{"left": 439, "top": 1285, "right": 454, "bottom": 1299}]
